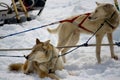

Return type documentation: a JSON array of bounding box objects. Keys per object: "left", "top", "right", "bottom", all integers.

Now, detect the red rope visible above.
[{"left": 59, "top": 13, "right": 93, "bottom": 33}]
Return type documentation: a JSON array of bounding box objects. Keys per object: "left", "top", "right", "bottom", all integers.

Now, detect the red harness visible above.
[{"left": 60, "top": 13, "right": 93, "bottom": 33}]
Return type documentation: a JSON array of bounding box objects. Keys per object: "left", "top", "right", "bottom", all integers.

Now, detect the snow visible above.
[{"left": 0, "top": 0, "right": 120, "bottom": 80}]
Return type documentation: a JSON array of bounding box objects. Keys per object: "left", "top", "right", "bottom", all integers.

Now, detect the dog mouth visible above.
[
  {"left": 24, "top": 55, "right": 29, "bottom": 60},
  {"left": 88, "top": 16, "right": 97, "bottom": 21},
  {"left": 24, "top": 54, "right": 34, "bottom": 61}
]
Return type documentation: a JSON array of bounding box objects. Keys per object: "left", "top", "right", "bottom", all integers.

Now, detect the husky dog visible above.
[
  {"left": 47, "top": 2, "right": 119, "bottom": 63},
  {"left": 9, "top": 39, "right": 63, "bottom": 80}
]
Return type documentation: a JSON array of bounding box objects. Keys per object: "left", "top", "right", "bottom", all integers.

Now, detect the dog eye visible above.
[
  {"left": 32, "top": 50, "right": 35, "bottom": 52},
  {"left": 95, "top": 10, "right": 98, "bottom": 13}
]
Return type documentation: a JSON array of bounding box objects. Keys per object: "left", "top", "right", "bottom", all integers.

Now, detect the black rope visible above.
[
  {"left": 0, "top": 21, "right": 59, "bottom": 39},
  {"left": 37, "top": 7, "right": 43, "bottom": 15},
  {"left": 58, "top": 43, "right": 88, "bottom": 57},
  {"left": 58, "top": 40, "right": 120, "bottom": 57},
  {"left": 85, "top": 22, "right": 105, "bottom": 45},
  {"left": 0, "top": 55, "right": 25, "bottom": 58},
  {"left": 0, "top": 42, "right": 119, "bottom": 58}
]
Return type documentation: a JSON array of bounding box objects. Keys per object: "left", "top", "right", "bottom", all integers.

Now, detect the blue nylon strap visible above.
[{"left": 0, "top": 21, "right": 59, "bottom": 39}]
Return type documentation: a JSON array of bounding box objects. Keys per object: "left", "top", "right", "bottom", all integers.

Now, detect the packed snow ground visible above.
[{"left": 0, "top": 0, "right": 120, "bottom": 80}]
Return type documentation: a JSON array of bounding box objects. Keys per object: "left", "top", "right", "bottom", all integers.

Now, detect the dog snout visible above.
[
  {"left": 24, "top": 55, "right": 29, "bottom": 60},
  {"left": 88, "top": 16, "right": 92, "bottom": 19}
]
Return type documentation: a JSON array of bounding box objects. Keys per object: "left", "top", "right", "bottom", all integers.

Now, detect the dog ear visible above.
[
  {"left": 44, "top": 40, "right": 50, "bottom": 45},
  {"left": 103, "top": 4, "right": 114, "bottom": 11},
  {"left": 96, "top": 2, "right": 100, "bottom": 6},
  {"left": 36, "top": 38, "right": 41, "bottom": 44},
  {"left": 43, "top": 40, "right": 51, "bottom": 49}
]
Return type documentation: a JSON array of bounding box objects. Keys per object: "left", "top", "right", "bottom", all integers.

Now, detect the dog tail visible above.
[
  {"left": 9, "top": 63, "right": 23, "bottom": 71},
  {"left": 47, "top": 25, "right": 61, "bottom": 34},
  {"left": 47, "top": 27, "right": 58, "bottom": 34}
]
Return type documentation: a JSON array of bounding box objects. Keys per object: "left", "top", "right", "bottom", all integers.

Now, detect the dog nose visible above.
[
  {"left": 88, "top": 16, "right": 92, "bottom": 19},
  {"left": 24, "top": 55, "right": 29, "bottom": 60}
]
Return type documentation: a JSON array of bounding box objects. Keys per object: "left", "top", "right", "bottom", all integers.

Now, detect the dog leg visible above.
[
  {"left": 32, "top": 62, "right": 59, "bottom": 79},
  {"left": 57, "top": 36, "right": 69, "bottom": 51},
  {"left": 57, "top": 23, "right": 78, "bottom": 51},
  {"left": 48, "top": 73, "right": 60, "bottom": 80},
  {"left": 32, "top": 61, "right": 46, "bottom": 78},
  {"left": 107, "top": 33, "right": 118, "bottom": 60},
  {"left": 57, "top": 39, "right": 68, "bottom": 62},
  {"left": 61, "top": 29, "right": 80, "bottom": 63},
  {"left": 57, "top": 31, "right": 72, "bottom": 51},
  {"left": 58, "top": 33, "right": 73, "bottom": 63},
  {"left": 23, "top": 61, "right": 34, "bottom": 74},
  {"left": 96, "top": 33, "right": 105, "bottom": 63}
]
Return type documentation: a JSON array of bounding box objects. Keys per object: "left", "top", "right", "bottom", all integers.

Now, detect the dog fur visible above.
[
  {"left": 47, "top": 2, "right": 120, "bottom": 63},
  {"left": 9, "top": 39, "right": 64, "bottom": 80}
]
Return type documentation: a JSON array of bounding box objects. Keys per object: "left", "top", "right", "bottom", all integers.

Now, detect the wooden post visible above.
[
  {"left": 11, "top": 0, "right": 31, "bottom": 23},
  {"left": 18, "top": 0, "right": 31, "bottom": 21},
  {"left": 11, "top": 0, "right": 20, "bottom": 22}
]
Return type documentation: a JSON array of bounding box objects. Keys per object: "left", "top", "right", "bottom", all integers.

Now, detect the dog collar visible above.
[{"left": 105, "top": 11, "right": 116, "bottom": 29}]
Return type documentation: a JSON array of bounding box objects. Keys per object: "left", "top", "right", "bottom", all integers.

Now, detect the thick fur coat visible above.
[
  {"left": 9, "top": 39, "right": 63, "bottom": 80},
  {"left": 47, "top": 2, "right": 120, "bottom": 63}
]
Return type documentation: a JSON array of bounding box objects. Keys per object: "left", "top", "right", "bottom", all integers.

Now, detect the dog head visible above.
[
  {"left": 89, "top": 2, "right": 115, "bottom": 21},
  {"left": 25, "top": 38, "right": 54, "bottom": 63}
]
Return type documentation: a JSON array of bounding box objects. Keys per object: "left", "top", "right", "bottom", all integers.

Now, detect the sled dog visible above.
[
  {"left": 9, "top": 39, "right": 63, "bottom": 80},
  {"left": 47, "top": 2, "right": 120, "bottom": 63}
]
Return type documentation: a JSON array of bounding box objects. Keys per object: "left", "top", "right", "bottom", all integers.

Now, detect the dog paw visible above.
[
  {"left": 24, "top": 72, "right": 29, "bottom": 75},
  {"left": 97, "top": 61, "right": 101, "bottom": 64},
  {"left": 24, "top": 71, "right": 32, "bottom": 75},
  {"left": 112, "top": 55, "right": 118, "bottom": 60},
  {"left": 24, "top": 71, "right": 29, "bottom": 74}
]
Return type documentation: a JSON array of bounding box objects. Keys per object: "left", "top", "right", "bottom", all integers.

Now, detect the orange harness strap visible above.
[
  {"left": 60, "top": 13, "right": 93, "bottom": 33},
  {"left": 60, "top": 16, "right": 79, "bottom": 23},
  {"left": 78, "top": 13, "right": 93, "bottom": 33}
]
